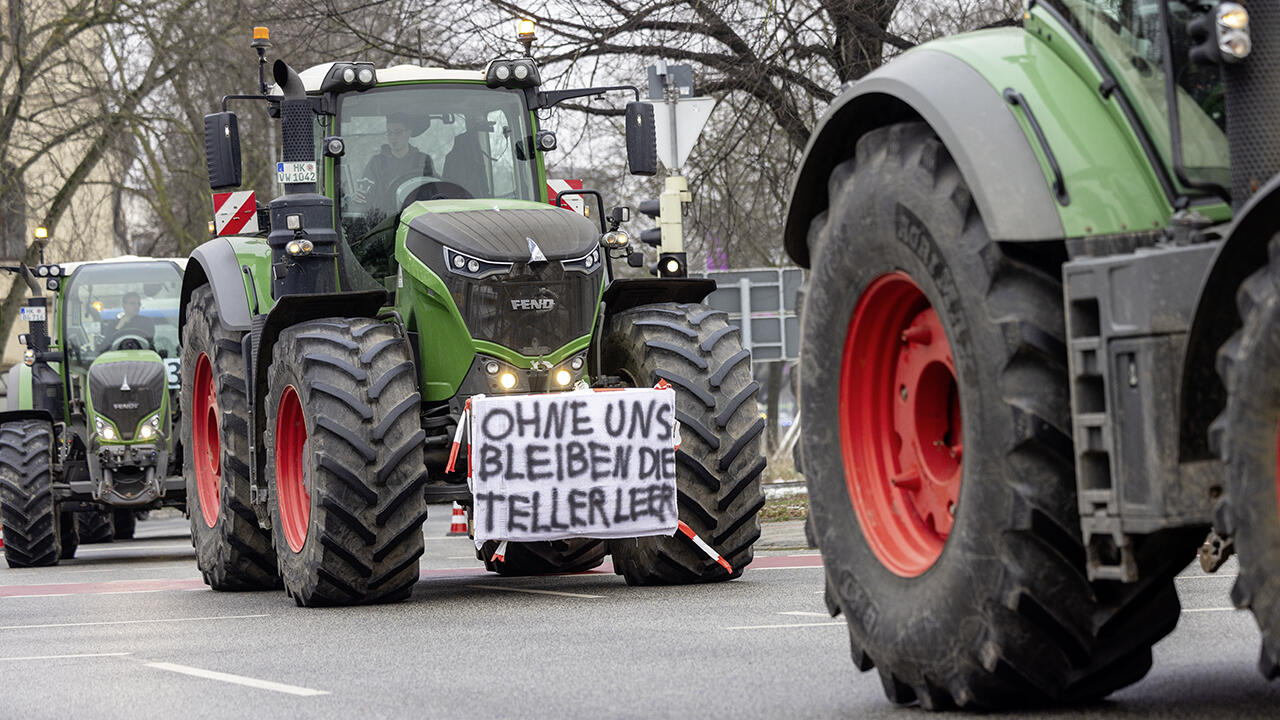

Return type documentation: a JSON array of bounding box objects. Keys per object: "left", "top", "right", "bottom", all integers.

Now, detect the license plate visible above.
[
  {"left": 469, "top": 387, "right": 680, "bottom": 543},
  {"left": 19, "top": 306, "right": 45, "bottom": 322},
  {"left": 276, "top": 161, "right": 317, "bottom": 185}
]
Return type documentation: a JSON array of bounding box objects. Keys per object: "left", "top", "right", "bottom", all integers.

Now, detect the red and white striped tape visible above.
[{"left": 677, "top": 520, "right": 732, "bottom": 573}]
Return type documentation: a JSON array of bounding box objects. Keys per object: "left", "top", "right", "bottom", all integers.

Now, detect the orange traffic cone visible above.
[{"left": 447, "top": 503, "right": 469, "bottom": 536}]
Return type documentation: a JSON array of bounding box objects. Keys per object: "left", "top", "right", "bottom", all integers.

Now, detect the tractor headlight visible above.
[
  {"left": 499, "top": 372, "right": 517, "bottom": 390},
  {"left": 139, "top": 424, "right": 155, "bottom": 440},
  {"left": 561, "top": 249, "right": 601, "bottom": 273},
  {"left": 601, "top": 230, "right": 630, "bottom": 249},
  {"left": 485, "top": 58, "right": 541, "bottom": 89},
  {"left": 320, "top": 62, "right": 377, "bottom": 93},
  {"left": 95, "top": 416, "right": 116, "bottom": 442},
  {"left": 23, "top": 348, "right": 35, "bottom": 366},
  {"left": 443, "top": 247, "right": 511, "bottom": 279},
  {"left": 555, "top": 369, "right": 572, "bottom": 387}
]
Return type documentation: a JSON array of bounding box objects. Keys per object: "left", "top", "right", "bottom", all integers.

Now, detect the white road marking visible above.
[
  {"left": 751, "top": 565, "right": 824, "bottom": 571},
  {"left": 0, "top": 614, "right": 269, "bottom": 630},
  {"left": 1176, "top": 573, "right": 1238, "bottom": 580},
  {"left": 58, "top": 569, "right": 118, "bottom": 574},
  {"left": 1182, "top": 607, "right": 1241, "bottom": 613},
  {"left": 74, "top": 544, "right": 193, "bottom": 553},
  {"left": 0, "top": 652, "right": 132, "bottom": 661},
  {"left": 145, "top": 662, "right": 329, "bottom": 697},
  {"left": 778, "top": 611, "right": 830, "bottom": 617},
  {"left": 467, "top": 584, "right": 602, "bottom": 599},
  {"left": 725, "top": 621, "right": 845, "bottom": 630},
  {"left": 3, "top": 593, "right": 72, "bottom": 599}
]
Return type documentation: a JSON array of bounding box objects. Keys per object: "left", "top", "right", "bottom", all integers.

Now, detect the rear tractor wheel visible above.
[
  {"left": 602, "top": 302, "right": 766, "bottom": 585},
  {"left": 801, "top": 122, "right": 1195, "bottom": 709},
  {"left": 77, "top": 510, "right": 114, "bottom": 544},
  {"left": 1213, "top": 235, "right": 1280, "bottom": 678},
  {"left": 265, "top": 318, "right": 428, "bottom": 606}
]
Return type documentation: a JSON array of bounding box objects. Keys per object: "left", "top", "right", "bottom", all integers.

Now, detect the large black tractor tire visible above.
[
  {"left": 112, "top": 510, "right": 137, "bottom": 540},
  {"left": 77, "top": 511, "right": 114, "bottom": 544},
  {"left": 0, "top": 420, "right": 61, "bottom": 567},
  {"left": 602, "top": 302, "right": 766, "bottom": 585},
  {"left": 801, "top": 122, "right": 1196, "bottom": 709},
  {"left": 1213, "top": 236, "right": 1280, "bottom": 679},
  {"left": 481, "top": 538, "right": 607, "bottom": 576},
  {"left": 264, "top": 318, "right": 428, "bottom": 606},
  {"left": 182, "top": 285, "right": 278, "bottom": 590}
]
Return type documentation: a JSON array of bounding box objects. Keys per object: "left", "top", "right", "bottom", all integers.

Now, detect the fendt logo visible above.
[
  {"left": 510, "top": 298, "right": 556, "bottom": 311},
  {"left": 112, "top": 402, "right": 140, "bottom": 410}
]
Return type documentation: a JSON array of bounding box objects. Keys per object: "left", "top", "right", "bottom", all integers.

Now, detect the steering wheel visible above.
[
  {"left": 398, "top": 180, "right": 473, "bottom": 211},
  {"left": 111, "top": 333, "right": 151, "bottom": 352}
]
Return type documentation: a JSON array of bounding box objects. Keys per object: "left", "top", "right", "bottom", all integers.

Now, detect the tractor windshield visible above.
[
  {"left": 336, "top": 84, "right": 539, "bottom": 279},
  {"left": 61, "top": 261, "right": 183, "bottom": 372},
  {"left": 1054, "top": 0, "right": 1229, "bottom": 193}
]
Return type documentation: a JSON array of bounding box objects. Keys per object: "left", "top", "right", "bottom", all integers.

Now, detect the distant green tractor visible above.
[
  {"left": 0, "top": 257, "right": 185, "bottom": 565},
  {"left": 182, "top": 26, "right": 764, "bottom": 605}
]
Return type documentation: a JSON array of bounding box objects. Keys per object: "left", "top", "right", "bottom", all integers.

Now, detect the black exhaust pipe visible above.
[{"left": 268, "top": 60, "right": 339, "bottom": 298}]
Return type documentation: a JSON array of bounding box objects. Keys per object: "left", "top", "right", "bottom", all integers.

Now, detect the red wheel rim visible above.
[
  {"left": 276, "top": 385, "right": 310, "bottom": 553},
  {"left": 192, "top": 353, "right": 221, "bottom": 529},
  {"left": 839, "top": 272, "right": 963, "bottom": 577}
]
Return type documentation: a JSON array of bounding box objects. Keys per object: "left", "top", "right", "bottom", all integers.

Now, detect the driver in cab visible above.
[
  {"left": 101, "top": 292, "right": 156, "bottom": 351},
  {"left": 353, "top": 113, "right": 433, "bottom": 211}
]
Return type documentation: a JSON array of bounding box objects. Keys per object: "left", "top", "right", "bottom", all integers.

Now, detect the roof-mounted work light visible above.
[
  {"left": 320, "top": 62, "right": 378, "bottom": 93},
  {"left": 485, "top": 58, "right": 541, "bottom": 89}
]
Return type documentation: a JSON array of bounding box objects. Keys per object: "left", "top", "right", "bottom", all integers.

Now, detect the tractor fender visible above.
[
  {"left": 248, "top": 290, "right": 388, "bottom": 482},
  {"left": 0, "top": 409, "right": 54, "bottom": 431},
  {"left": 601, "top": 278, "right": 716, "bottom": 319},
  {"left": 180, "top": 237, "right": 254, "bottom": 338},
  {"left": 1179, "top": 174, "right": 1280, "bottom": 460},
  {"left": 6, "top": 365, "right": 25, "bottom": 411},
  {"left": 783, "top": 48, "right": 1064, "bottom": 267}
]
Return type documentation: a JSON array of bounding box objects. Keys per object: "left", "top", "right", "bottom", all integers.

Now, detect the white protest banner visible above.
[{"left": 469, "top": 388, "right": 680, "bottom": 544}]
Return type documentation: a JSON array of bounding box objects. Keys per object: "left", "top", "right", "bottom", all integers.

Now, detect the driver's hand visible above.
[{"left": 352, "top": 188, "right": 367, "bottom": 203}]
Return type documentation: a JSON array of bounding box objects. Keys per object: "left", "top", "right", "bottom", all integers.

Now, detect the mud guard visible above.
[
  {"left": 601, "top": 278, "right": 716, "bottom": 318},
  {"left": 782, "top": 48, "right": 1063, "bottom": 267},
  {"left": 1179, "top": 174, "right": 1280, "bottom": 460},
  {"left": 180, "top": 237, "right": 255, "bottom": 337}
]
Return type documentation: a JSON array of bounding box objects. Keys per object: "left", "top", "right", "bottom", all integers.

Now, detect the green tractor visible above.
[
  {"left": 785, "top": 0, "right": 1280, "bottom": 709},
  {"left": 181, "top": 26, "right": 764, "bottom": 605},
  {"left": 0, "top": 256, "right": 186, "bottom": 566}
]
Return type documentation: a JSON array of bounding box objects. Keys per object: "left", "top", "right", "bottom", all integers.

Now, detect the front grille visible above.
[
  {"left": 89, "top": 361, "right": 164, "bottom": 440},
  {"left": 446, "top": 262, "right": 597, "bottom": 356}
]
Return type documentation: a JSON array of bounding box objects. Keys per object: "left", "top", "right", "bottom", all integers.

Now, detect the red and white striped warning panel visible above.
[
  {"left": 547, "top": 179, "right": 585, "bottom": 215},
  {"left": 212, "top": 190, "right": 259, "bottom": 236}
]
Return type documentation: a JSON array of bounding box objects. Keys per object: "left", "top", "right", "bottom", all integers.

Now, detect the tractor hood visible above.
[
  {"left": 86, "top": 351, "right": 166, "bottom": 441},
  {"left": 404, "top": 199, "right": 598, "bottom": 264},
  {"left": 400, "top": 199, "right": 604, "bottom": 358}
]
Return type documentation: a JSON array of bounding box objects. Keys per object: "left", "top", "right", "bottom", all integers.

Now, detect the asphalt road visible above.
[{"left": 0, "top": 512, "right": 1277, "bottom": 719}]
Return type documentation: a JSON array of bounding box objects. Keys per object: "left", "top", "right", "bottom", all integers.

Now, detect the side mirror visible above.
[
  {"left": 204, "top": 111, "right": 242, "bottom": 190},
  {"left": 625, "top": 102, "right": 657, "bottom": 176}
]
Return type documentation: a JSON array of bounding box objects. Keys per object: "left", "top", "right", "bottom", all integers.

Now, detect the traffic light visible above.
[
  {"left": 638, "top": 198, "right": 662, "bottom": 246},
  {"left": 1189, "top": 2, "right": 1251, "bottom": 65}
]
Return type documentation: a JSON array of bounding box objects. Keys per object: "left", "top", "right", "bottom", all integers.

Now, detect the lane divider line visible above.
[
  {"left": 145, "top": 662, "right": 329, "bottom": 697},
  {"left": 467, "top": 584, "right": 603, "bottom": 599},
  {"left": 1176, "top": 574, "right": 1238, "bottom": 580},
  {"left": 1182, "top": 607, "right": 1242, "bottom": 613},
  {"left": 778, "top": 611, "right": 829, "bottom": 617},
  {"left": 0, "top": 614, "right": 270, "bottom": 631},
  {"left": 0, "top": 652, "right": 133, "bottom": 661},
  {"left": 724, "top": 621, "right": 845, "bottom": 630}
]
